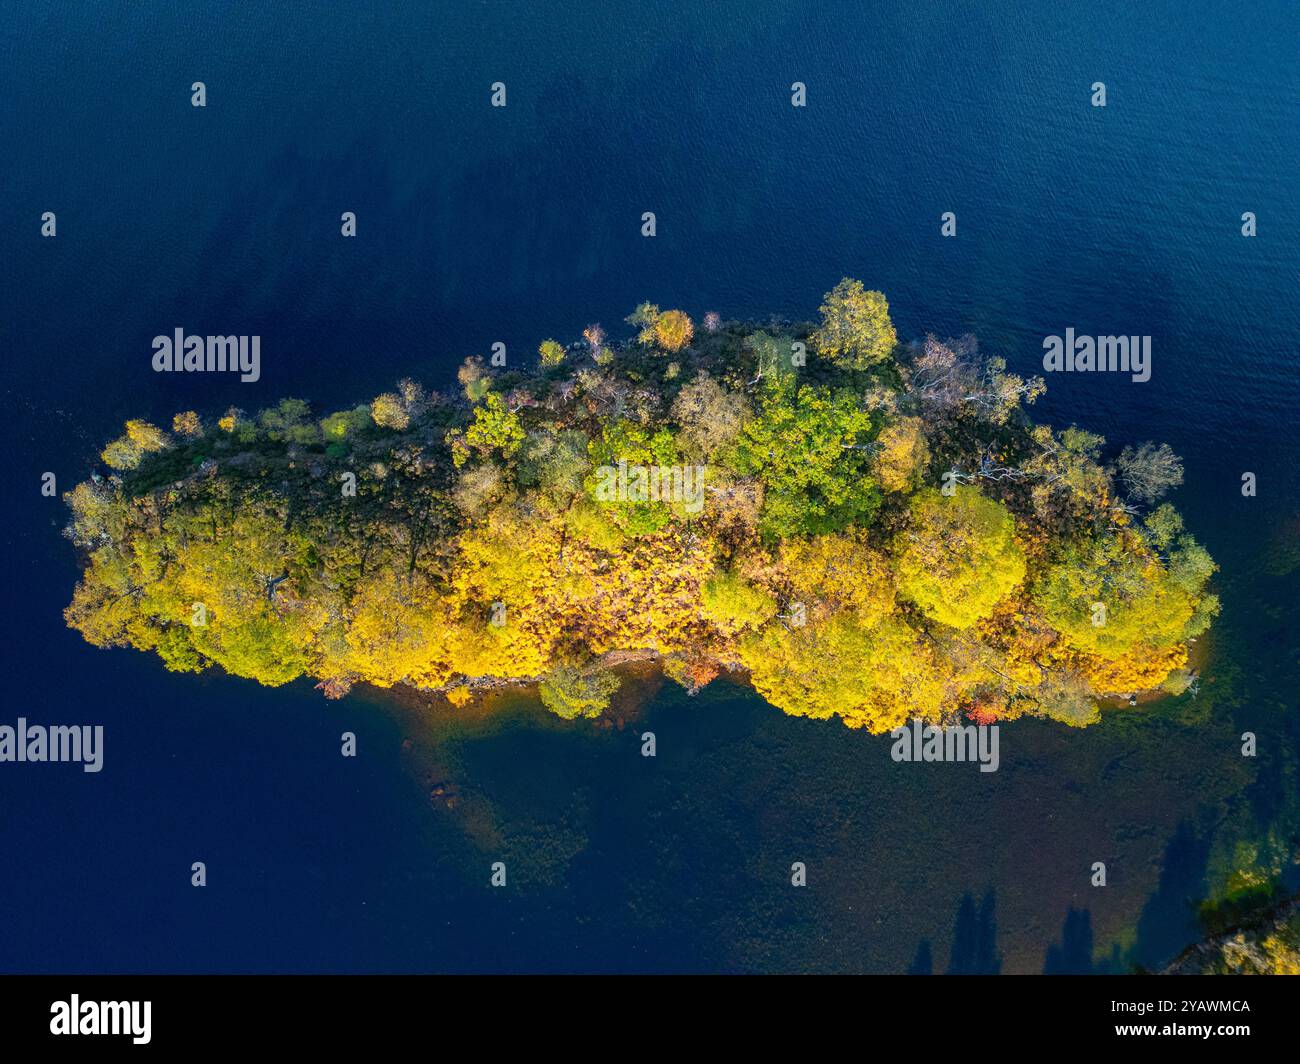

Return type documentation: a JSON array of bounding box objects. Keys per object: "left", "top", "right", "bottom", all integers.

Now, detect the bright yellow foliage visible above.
[
  {"left": 653, "top": 310, "right": 694, "bottom": 352},
  {"left": 874, "top": 416, "right": 929, "bottom": 492},
  {"left": 894, "top": 487, "right": 1026, "bottom": 629},
  {"left": 61, "top": 290, "right": 1217, "bottom": 736}
]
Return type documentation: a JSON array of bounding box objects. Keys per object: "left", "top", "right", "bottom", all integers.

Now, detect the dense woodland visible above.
[{"left": 64, "top": 280, "right": 1218, "bottom": 731}]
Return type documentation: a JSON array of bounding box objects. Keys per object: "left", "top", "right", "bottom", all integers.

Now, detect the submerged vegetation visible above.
[{"left": 64, "top": 280, "right": 1218, "bottom": 732}]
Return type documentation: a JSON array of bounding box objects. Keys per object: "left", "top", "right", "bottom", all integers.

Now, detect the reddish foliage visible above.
[
  {"left": 682, "top": 658, "right": 720, "bottom": 693},
  {"left": 965, "top": 701, "right": 1001, "bottom": 726},
  {"left": 316, "top": 676, "right": 353, "bottom": 700}
]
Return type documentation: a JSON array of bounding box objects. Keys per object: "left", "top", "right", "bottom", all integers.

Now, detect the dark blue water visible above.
[{"left": 1, "top": 1, "right": 1296, "bottom": 972}]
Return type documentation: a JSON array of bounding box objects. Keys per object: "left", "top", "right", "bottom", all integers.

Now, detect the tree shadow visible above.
[
  {"left": 1043, "top": 907, "right": 1093, "bottom": 973},
  {"left": 1128, "top": 818, "right": 1211, "bottom": 971},
  {"left": 907, "top": 940, "right": 932, "bottom": 975},
  {"left": 947, "top": 890, "right": 1001, "bottom": 974}
]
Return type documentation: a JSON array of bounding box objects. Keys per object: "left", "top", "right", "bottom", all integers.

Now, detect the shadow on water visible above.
[
  {"left": 1044, "top": 907, "right": 1093, "bottom": 974},
  {"left": 907, "top": 940, "right": 933, "bottom": 975},
  {"left": 1127, "top": 819, "right": 1212, "bottom": 970},
  {"left": 947, "top": 891, "right": 1001, "bottom": 975}
]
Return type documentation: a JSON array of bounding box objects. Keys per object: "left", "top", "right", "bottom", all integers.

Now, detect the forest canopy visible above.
[{"left": 63, "top": 280, "right": 1217, "bottom": 732}]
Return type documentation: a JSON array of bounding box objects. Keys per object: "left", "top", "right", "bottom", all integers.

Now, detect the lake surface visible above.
[{"left": 1, "top": 1, "right": 1296, "bottom": 972}]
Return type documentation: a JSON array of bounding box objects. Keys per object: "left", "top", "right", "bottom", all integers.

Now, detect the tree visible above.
[
  {"left": 465, "top": 392, "right": 524, "bottom": 459},
  {"left": 370, "top": 392, "right": 410, "bottom": 430},
  {"left": 452, "top": 463, "right": 505, "bottom": 518},
  {"left": 1033, "top": 533, "right": 1212, "bottom": 675},
  {"left": 739, "top": 614, "right": 945, "bottom": 731},
  {"left": 811, "top": 278, "right": 897, "bottom": 369},
  {"left": 699, "top": 570, "right": 778, "bottom": 634},
  {"left": 539, "top": 339, "right": 565, "bottom": 367},
  {"left": 518, "top": 429, "right": 589, "bottom": 503},
  {"left": 371, "top": 380, "right": 428, "bottom": 432},
  {"left": 584, "top": 419, "right": 678, "bottom": 535},
  {"left": 670, "top": 372, "right": 750, "bottom": 459},
  {"left": 1117, "top": 442, "right": 1184, "bottom": 504},
  {"left": 654, "top": 310, "right": 694, "bottom": 352},
  {"left": 320, "top": 405, "right": 372, "bottom": 440},
  {"left": 893, "top": 486, "right": 1026, "bottom": 629},
  {"left": 780, "top": 533, "right": 896, "bottom": 625},
  {"left": 627, "top": 301, "right": 661, "bottom": 344},
  {"left": 874, "top": 416, "right": 929, "bottom": 492},
  {"left": 101, "top": 419, "right": 170, "bottom": 470},
  {"left": 628, "top": 304, "right": 694, "bottom": 352},
  {"left": 1018, "top": 424, "right": 1113, "bottom": 532},
  {"left": 458, "top": 356, "right": 492, "bottom": 402},
  {"left": 1029, "top": 668, "right": 1100, "bottom": 727},
  {"left": 1142, "top": 503, "right": 1184, "bottom": 551},
  {"left": 172, "top": 411, "right": 203, "bottom": 438},
  {"left": 906, "top": 334, "right": 1044, "bottom": 425},
  {"left": 339, "top": 574, "right": 451, "bottom": 689},
  {"left": 259, "top": 398, "right": 318, "bottom": 444},
  {"left": 728, "top": 378, "right": 880, "bottom": 537},
  {"left": 538, "top": 664, "right": 621, "bottom": 719},
  {"left": 745, "top": 331, "right": 799, "bottom": 385},
  {"left": 397, "top": 378, "right": 427, "bottom": 413}
]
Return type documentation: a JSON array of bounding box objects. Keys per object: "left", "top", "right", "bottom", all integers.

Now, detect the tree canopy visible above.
[
  {"left": 810, "top": 278, "right": 898, "bottom": 369},
  {"left": 62, "top": 279, "right": 1216, "bottom": 733}
]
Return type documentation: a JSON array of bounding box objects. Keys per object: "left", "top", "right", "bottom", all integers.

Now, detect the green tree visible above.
[
  {"left": 811, "top": 278, "right": 898, "bottom": 369},
  {"left": 538, "top": 664, "right": 621, "bottom": 719},
  {"left": 1034, "top": 535, "right": 1201, "bottom": 659},
  {"left": 320, "top": 405, "right": 373, "bottom": 440},
  {"left": 465, "top": 392, "right": 524, "bottom": 459},
  {"left": 729, "top": 378, "right": 879, "bottom": 537},
  {"left": 584, "top": 419, "right": 678, "bottom": 535},
  {"left": 538, "top": 339, "right": 565, "bottom": 367},
  {"left": 260, "top": 398, "right": 318, "bottom": 444}
]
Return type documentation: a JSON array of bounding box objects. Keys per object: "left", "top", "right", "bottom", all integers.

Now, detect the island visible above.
[{"left": 63, "top": 280, "right": 1218, "bottom": 731}]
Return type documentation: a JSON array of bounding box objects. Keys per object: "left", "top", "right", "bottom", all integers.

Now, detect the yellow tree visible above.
[
  {"left": 538, "top": 339, "right": 565, "bottom": 367},
  {"left": 739, "top": 614, "right": 945, "bottom": 732},
  {"left": 873, "top": 416, "right": 929, "bottom": 492},
  {"left": 811, "top": 279, "right": 898, "bottom": 369},
  {"left": 654, "top": 310, "right": 694, "bottom": 352},
  {"left": 779, "top": 533, "right": 896, "bottom": 625},
  {"left": 894, "top": 486, "right": 1026, "bottom": 629},
  {"left": 699, "top": 570, "right": 778, "bottom": 635}
]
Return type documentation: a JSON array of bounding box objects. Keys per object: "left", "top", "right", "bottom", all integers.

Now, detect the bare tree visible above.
[
  {"left": 905, "top": 334, "right": 1043, "bottom": 423},
  {"left": 1116, "top": 442, "right": 1183, "bottom": 504}
]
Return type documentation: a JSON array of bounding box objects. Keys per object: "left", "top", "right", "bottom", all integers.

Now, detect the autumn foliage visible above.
[{"left": 63, "top": 281, "right": 1217, "bottom": 731}]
